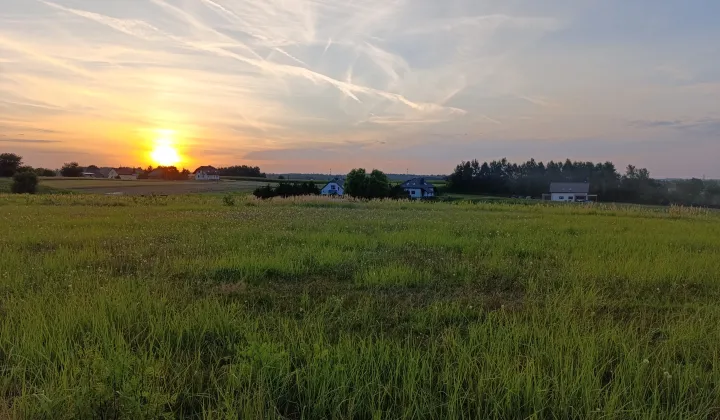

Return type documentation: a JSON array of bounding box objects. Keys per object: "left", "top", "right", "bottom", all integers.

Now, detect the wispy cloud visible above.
[
  {"left": 0, "top": 139, "right": 61, "bottom": 144},
  {"left": 629, "top": 118, "right": 720, "bottom": 134}
]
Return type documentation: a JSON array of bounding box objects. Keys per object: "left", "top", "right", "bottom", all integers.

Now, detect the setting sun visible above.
[
  {"left": 148, "top": 129, "right": 182, "bottom": 166},
  {"left": 151, "top": 143, "right": 180, "bottom": 166}
]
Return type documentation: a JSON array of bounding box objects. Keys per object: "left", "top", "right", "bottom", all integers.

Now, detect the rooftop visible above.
[{"left": 549, "top": 182, "right": 590, "bottom": 194}]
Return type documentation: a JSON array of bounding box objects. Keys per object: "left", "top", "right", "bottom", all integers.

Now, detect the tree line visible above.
[
  {"left": 1, "top": 153, "right": 268, "bottom": 183},
  {"left": 136, "top": 166, "right": 191, "bottom": 180},
  {"left": 217, "top": 165, "right": 265, "bottom": 178},
  {"left": 5, "top": 150, "right": 719, "bottom": 206},
  {"left": 252, "top": 169, "right": 410, "bottom": 200},
  {"left": 448, "top": 158, "right": 720, "bottom": 206}
]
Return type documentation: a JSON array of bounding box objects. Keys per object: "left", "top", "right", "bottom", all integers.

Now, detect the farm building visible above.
[
  {"left": 193, "top": 166, "right": 220, "bottom": 181},
  {"left": 84, "top": 167, "right": 112, "bottom": 178},
  {"left": 401, "top": 178, "right": 435, "bottom": 199},
  {"left": 544, "top": 182, "right": 596, "bottom": 202},
  {"left": 109, "top": 168, "right": 140, "bottom": 180},
  {"left": 320, "top": 178, "right": 345, "bottom": 196}
]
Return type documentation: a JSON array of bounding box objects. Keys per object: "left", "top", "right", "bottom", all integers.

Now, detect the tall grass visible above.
[{"left": 1, "top": 194, "right": 719, "bottom": 418}]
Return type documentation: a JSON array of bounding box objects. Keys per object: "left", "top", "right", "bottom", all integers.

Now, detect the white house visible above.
[
  {"left": 545, "top": 182, "right": 593, "bottom": 202},
  {"left": 320, "top": 178, "right": 345, "bottom": 196},
  {"left": 193, "top": 166, "right": 220, "bottom": 181},
  {"left": 401, "top": 178, "right": 436, "bottom": 199},
  {"left": 109, "top": 168, "right": 139, "bottom": 180}
]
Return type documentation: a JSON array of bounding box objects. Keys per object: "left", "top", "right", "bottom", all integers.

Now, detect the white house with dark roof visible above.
[
  {"left": 401, "top": 178, "right": 435, "bottom": 199},
  {"left": 109, "top": 167, "right": 140, "bottom": 180},
  {"left": 320, "top": 178, "right": 345, "bottom": 196},
  {"left": 545, "top": 182, "right": 593, "bottom": 202},
  {"left": 193, "top": 166, "right": 220, "bottom": 181}
]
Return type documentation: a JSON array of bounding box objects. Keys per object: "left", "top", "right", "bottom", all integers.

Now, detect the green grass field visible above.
[
  {"left": 38, "top": 178, "right": 272, "bottom": 195},
  {"left": 1, "top": 194, "right": 720, "bottom": 418}
]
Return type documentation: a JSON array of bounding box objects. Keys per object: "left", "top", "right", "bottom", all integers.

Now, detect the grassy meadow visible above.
[
  {"left": 37, "top": 178, "right": 273, "bottom": 196},
  {"left": 1, "top": 194, "right": 720, "bottom": 418}
]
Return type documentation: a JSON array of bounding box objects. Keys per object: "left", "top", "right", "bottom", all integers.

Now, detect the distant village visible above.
[
  {"left": 77, "top": 165, "right": 221, "bottom": 181},
  {"left": 3, "top": 152, "right": 719, "bottom": 206}
]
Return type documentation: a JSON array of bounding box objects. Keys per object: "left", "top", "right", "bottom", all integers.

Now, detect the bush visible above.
[
  {"left": 388, "top": 185, "right": 410, "bottom": 199},
  {"left": 253, "top": 182, "right": 320, "bottom": 199},
  {"left": 253, "top": 185, "right": 276, "bottom": 199},
  {"left": 223, "top": 194, "right": 235, "bottom": 206},
  {"left": 11, "top": 171, "right": 38, "bottom": 194}
]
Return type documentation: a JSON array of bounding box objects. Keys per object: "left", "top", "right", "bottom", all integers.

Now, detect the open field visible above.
[
  {"left": 2, "top": 195, "right": 720, "bottom": 418},
  {"left": 39, "top": 177, "right": 275, "bottom": 195}
]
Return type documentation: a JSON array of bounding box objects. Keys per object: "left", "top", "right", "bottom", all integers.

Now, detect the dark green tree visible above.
[
  {"left": 0, "top": 153, "right": 23, "bottom": 177},
  {"left": 34, "top": 168, "right": 56, "bottom": 177},
  {"left": 366, "top": 169, "right": 390, "bottom": 199},
  {"left": 61, "top": 162, "right": 84, "bottom": 177},
  {"left": 344, "top": 168, "right": 368, "bottom": 197},
  {"left": 344, "top": 168, "right": 395, "bottom": 199}
]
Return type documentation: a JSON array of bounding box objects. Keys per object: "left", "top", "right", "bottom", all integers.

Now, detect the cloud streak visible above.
[{"left": 0, "top": 139, "right": 61, "bottom": 144}]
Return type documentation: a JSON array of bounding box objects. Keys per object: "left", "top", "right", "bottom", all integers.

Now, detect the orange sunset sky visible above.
[{"left": 1, "top": 0, "right": 719, "bottom": 177}]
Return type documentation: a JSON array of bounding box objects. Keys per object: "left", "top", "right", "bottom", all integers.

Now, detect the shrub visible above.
[
  {"left": 223, "top": 194, "right": 236, "bottom": 206},
  {"left": 388, "top": 185, "right": 410, "bottom": 200},
  {"left": 253, "top": 183, "right": 319, "bottom": 199},
  {"left": 11, "top": 171, "right": 39, "bottom": 194},
  {"left": 253, "top": 185, "right": 276, "bottom": 199}
]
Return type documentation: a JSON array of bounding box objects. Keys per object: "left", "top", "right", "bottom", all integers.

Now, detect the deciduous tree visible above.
[
  {"left": 61, "top": 162, "right": 84, "bottom": 177},
  {"left": 0, "top": 153, "right": 23, "bottom": 177}
]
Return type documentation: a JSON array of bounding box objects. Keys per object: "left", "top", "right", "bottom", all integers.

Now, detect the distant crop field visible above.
[
  {"left": 1, "top": 195, "right": 720, "bottom": 418},
  {"left": 39, "top": 178, "right": 270, "bottom": 195},
  {"left": 221, "top": 176, "right": 325, "bottom": 184}
]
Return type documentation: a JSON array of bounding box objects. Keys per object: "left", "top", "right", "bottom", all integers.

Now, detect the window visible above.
[{"left": 559, "top": 196, "right": 564, "bottom": 200}]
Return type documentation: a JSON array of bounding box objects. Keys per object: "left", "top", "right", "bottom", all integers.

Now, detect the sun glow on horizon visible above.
[{"left": 149, "top": 130, "right": 182, "bottom": 166}]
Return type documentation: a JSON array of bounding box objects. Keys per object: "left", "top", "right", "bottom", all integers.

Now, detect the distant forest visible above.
[
  {"left": 270, "top": 173, "right": 446, "bottom": 182},
  {"left": 447, "top": 158, "right": 720, "bottom": 207},
  {"left": 217, "top": 165, "right": 265, "bottom": 178}
]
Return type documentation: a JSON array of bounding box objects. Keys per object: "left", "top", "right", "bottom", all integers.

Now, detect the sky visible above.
[{"left": 1, "top": 0, "right": 719, "bottom": 177}]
